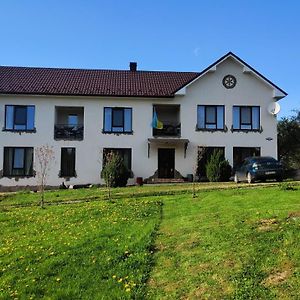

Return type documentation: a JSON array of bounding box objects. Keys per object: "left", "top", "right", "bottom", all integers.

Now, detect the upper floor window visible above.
[
  {"left": 103, "top": 107, "right": 132, "bottom": 133},
  {"left": 233, "top": 106, "right": 260, "bottom": 130},
  {"left": 197, "top": 105, "right": 224, "bottom": 130},
  {"left": 3, "top": 147, "right": 34, "bottom": 177},
  {"left": 4, "top": 105, "right": 35, "bottom": 131}
]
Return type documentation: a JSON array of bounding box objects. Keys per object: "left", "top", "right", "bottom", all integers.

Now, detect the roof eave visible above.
[{"left": 0, "top": 91, "right": 175, "bottom": 99}]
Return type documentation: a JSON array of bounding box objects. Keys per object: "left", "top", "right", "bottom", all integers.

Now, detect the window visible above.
[
  {"left": 233, "top": 106, "right": 260, "bottom": 130},
  {"left": 5, "top": 105, "right": 35, "bottom": 131},
  {"left": 103, "top": 107, "right": 132, "bottom": 133},
  {"left": 103, "top": 148, "right": 132, "bottom": 171},
  {"left": 60, "top": 148, "right": 76, "bottom": 177},
  {"left": 3, "top": 147, "right": 33, "bottom": 176},
  {"left": 197, "top": 105, "right": 224, "bottom": 130},
  {"left": 68, "top": 114, "right": 78, "bottom": 125},
  {"left": 233, "top": 147, "right": 261, "bottom": 168}
]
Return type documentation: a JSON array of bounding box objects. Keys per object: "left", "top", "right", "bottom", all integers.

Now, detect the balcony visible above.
[
  {"left": 152, "top": 105, "right": 180, "bottom": 137},
  {"left": 54, "top": 124, "right": 84, "bottom": 140},
  {"left": 153, "top": 123, "right": 181, "bottom": 137},
  {"left": 54, "top": 106, "right": 84, "bottom": 140}
]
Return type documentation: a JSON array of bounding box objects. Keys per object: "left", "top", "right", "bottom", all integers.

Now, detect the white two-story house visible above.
[{"left": 0, "top": 52, "right": 287, "bottom": 189}]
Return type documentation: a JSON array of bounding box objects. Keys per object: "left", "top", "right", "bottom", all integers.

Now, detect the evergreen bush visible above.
[{"left": 206, "top": 150, "right": 232, "bottom": 182}]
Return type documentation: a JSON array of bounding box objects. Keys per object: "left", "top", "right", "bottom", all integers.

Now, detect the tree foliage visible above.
[
  {"left": 206, "top": 149, "right": 232, "bottom": 182},
  {"left": 101, "top": 151, "right": 130, "bottom": 189},
  {"left": 278, "top": 110, "right": 300, "bottom": 169}
]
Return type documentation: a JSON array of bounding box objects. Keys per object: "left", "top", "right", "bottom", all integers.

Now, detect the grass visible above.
[
  {"left": 148, "top": 185, "right": 300, "bottom": 299},
  {"left": 0, "top": 181, "right": 282, "bottom": 207},
  {"left": 1, "top": 182, "right": 300, "bottom": 299},
  {"left": 0, "top": 198, "right": 162, "bottom": 299}
]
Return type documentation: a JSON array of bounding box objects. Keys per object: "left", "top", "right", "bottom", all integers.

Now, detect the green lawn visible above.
[
  {"left": 148, "top": 185, "right": 300, "bottom": 299},
  {"left": 0, "top": 199, "right": 161, "bottom": 299},
  {"left": 1, "top": 182, "right": 300, "bottom": 299}
]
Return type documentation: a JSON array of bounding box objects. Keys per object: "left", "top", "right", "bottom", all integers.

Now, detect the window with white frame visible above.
[
  {"left": 197, "top": 105, "right": 225, "bottom": 130},
  {"left": 60, "top": 148, "right": 76, "bottom": 177},
  {"left": 103, "top": 107, "right": 132, "bottom": 133},
  {"left": 4, "top": 105, "right": 35, "bottom": 131},
  {"left": 232, "top": 106, "right": 260, "bottom": 130},
  {"left": 3, "top": 147, "right": 34, "bottom": 176}
]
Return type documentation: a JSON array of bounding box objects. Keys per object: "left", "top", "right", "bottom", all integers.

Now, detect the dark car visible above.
[{"left": 234, "top": 156, "right": 284, "bottom": 183}]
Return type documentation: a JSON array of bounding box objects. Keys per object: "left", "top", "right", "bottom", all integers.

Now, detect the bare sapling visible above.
[
  {"left": 36, "top": 145, "right": 55, "bottom": 208},
  {"left": 193, "top": 147, "right": 205, "bottom": 198}
]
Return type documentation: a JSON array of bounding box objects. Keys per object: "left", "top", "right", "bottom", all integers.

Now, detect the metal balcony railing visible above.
[
  {"left": 54, "top": 124, "right": 84, "bottom": 140},
  {"left": 153, "top": 123, "right": 181, "bottom": 137}
]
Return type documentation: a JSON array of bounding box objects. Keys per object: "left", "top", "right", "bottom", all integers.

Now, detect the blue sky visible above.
[{"left": 0, "top": 0, "right": 299, "bottom": 118}]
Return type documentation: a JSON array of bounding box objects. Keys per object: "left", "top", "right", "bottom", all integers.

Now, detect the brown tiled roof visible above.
[{"left": 0, "top": 66, "right": 200, "bottom": 98}]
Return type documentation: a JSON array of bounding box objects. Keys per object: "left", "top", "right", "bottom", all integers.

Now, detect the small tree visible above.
[
  {"left": 193, "top": 147, "right": 205, "bottom": 198},
  {"left": 101, "top": 151, "right": 130, "bottom": 199},
  {"left": 206, "top": 150, "right": 232, "bottom": 182},
  {"left": 36, "top": 145, "right": 55, "bottom": 208}
]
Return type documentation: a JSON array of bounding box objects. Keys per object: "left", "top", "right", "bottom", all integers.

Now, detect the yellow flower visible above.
[
  {"left": 112, "top": 275, "right": 116, "bottom": 279},
  {"left": 56, "top": 278, "right": 61, "bottom": 282},
  {"left": 126, "top": 288, "right": 131, "bottom": 292},
  {"left": 118, "top": 278, "right": 123, "bottom": 283}
]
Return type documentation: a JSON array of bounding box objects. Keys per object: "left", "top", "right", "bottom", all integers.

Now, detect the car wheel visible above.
[
  {"left": 247, "top": 172, "right": 254, "bottom": 184},
  {"left": 234, "top": 174, "right": 240, "bottom": 183}
]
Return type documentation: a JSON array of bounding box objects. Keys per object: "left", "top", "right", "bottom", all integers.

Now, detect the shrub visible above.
[
  {"left": 219, "top": 160, "right": 232, "bottom": 181},
  {"left": 101, "top": 152, "right": 130, "bottom": 188},
  {"left": 206, "top": 150, "right": 232, "bottom": 182}
]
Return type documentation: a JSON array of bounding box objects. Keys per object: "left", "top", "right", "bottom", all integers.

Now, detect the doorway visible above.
[{"left": 158, "top": 148, "right": 175, "bottom": 178}]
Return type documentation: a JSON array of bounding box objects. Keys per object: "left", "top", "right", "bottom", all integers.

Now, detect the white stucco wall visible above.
[{"left": 0, "top": 57, "right": 283, "bottom": 187}]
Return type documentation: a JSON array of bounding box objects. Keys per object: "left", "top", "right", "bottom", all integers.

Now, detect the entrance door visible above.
[{"left": 158, "top": 148, "right": 175, "bottom": 178}]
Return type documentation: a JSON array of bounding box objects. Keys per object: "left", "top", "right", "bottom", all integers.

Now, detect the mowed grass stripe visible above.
[
  {"left": 0, "top": 199, "right": 162, "bottom": 299},
  {"left": 147, "top": 187, "right": 300, "bottom": 299}
]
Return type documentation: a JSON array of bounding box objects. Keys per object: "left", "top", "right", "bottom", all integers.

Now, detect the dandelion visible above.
[
  {"left": 56, "top": 278, "right": 61, "bottom": 282},
  {"left": 125, "top": 288, "right": 131, "bottom": 292},
  {"left": 112, "top": 275, "right": 116, "bottom": 279},
  {"left": 118, "top": 278, "right": 123, "bottom": 283}
]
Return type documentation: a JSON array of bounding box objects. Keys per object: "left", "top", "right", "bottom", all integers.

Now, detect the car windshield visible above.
[{"left": 252, "top": 157, "right": 277, "bottom": 163}]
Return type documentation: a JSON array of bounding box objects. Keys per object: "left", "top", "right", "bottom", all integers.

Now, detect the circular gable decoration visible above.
[{"left": 222, "top": 75, "right": 236, "bottom": 89}]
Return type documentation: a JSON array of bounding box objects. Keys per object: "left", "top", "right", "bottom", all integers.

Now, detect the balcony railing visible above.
[
  {"left": 54, "top": 124, "right": 84, "bottom": 140},
  {"left": 153, "top": 123, "right": 181, "bottom": 137}
]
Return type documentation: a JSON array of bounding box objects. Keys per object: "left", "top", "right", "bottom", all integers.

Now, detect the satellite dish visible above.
[{"left": 268, "top": 102, "right": 280, "bottom": 115}]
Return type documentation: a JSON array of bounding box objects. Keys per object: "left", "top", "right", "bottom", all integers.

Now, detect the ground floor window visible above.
[
  {"left": 60, "top": 148, "right": 76, "bottom": 177},
  {"left": 197, "top": 146, "right": 225, "bottom": 180},
  {"left": 233, "top": 147, "right": 261, "bottom": 168},
  {"left": 103, "top": 148, "right": 132, "bottom": 171},
  {"left": 3, "top": 147, "right": 34, "bottom": 176}
]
